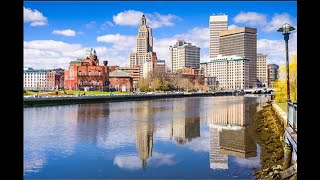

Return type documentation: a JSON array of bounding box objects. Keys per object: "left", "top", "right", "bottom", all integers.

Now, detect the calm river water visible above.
[{"left": 24, "top": 95, "right": 270, "bottom": 179}]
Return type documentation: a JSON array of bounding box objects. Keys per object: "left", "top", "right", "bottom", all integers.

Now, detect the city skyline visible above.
[{"left": 24, "top": 1, "right": 297, "bottom": 69}]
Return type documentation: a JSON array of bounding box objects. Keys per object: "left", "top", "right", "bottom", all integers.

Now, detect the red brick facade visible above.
[
  {"left": 46, "top": 69, "right": 64, "bottom": 90},
  {"left": 64, "top": 49, "right": 109, "bottom": 91},
  {"left": 177, "top": 67, "right": 207, "bottom": 91},
  {"left": 109, "top": 77, "right": 133, "bottom": 92}
]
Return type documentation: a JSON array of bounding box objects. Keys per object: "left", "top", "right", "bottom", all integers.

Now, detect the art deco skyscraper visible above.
[
  {"left": 209, "top": 15, "right": 228, "bottom": 59},
  {"left": 129, "top": 15, "right": 157, "bottom": 77}
]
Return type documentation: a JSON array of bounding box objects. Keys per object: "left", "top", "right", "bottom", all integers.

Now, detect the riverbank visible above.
[
  {"left": 24, "top": 92, "right": 234, "bottom": 107},
  {"left": 249, "top": 104, "right": 285, "bottom": 179}
]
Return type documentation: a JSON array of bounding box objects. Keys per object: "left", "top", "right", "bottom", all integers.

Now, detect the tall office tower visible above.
[
  {"left": 129, "top": 15, "right": 157, "bottom": 77},
  {"left": 219, "top": 27, "right": 257, "bottom": 88},
  {"left": 209, "top": 15, "right": 228, "bottom": 59},
  {"left": 257, "top": 54, "right": 268, "bottom": 87},
  {"left": 169, "top": 40, "right": 200, "bottom": 73}
]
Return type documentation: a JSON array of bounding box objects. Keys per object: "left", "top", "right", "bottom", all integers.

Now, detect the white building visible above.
[
  {"left": 209, "top": 15, "right": 228, "bottom": 59},
  {"left": 257, "top": 54, "right": 268, "bottom": 87},
  {"left": 24, "top": 67, "right": 49, "bottom": 91},
  {"left": 201, "top": 55, "right": 249, "bottom": 90},
  {"left": 169, "top": 40, "right": 200, "bottom": 73},
  {"left": 143, "top": 60, "right": 153, "bottom": 79},
  {"left": 129, "top": 15, "right": 157, "bottom": 78},
  {"left": 143, "top": 59, "right": 166, "bottom": 79}
]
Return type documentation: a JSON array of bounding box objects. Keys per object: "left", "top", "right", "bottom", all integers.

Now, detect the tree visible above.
[
  {"left": 274, "top": 54, "right": 297, "bottom": 103},
  {"left": 150, "top": 78, "right": 162, "bottom": 91},
  {"left": 138, "top": 78, "right": 150, "bottom": 92},
  {"left": 179, "top": 78, "right": 193, "bottom": 92}
]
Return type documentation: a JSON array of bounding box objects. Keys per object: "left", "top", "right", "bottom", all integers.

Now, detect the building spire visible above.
[{"left": 141, "top": 14, "right": 146, "bottom": 25}]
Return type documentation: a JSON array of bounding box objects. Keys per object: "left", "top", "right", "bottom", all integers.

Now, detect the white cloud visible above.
[
  {"left": 257, "top": 31, "right": 297, "bottom": 66},
  {"left": 228, "top": 24, "right": 238, "bottom": 30},
  {"left": 24, "top": 7, "right": 48, "bottom": 26},
  {"left": 113, "top": 10, "right": 143, "bottom": 26},
  {"left": 184, "top": 131, "right": 210, "bottom": 152},
  {"left": 30, "top": 21, "right": 47, "bottom": 26},
  {"left": 150, "top": 152, "right": 176, "bottom": 167},
  {"left": 96, "top": 34, "right": 136, "bottom": 66},
  {"left": 24, "top": 40, "right": 105, "bottom": 69},
  {"left": 52, "top": 29, "right": 76, "bottom": 37},
  {"left": 113, "top": 155, "right": 141, "bottom": 170},
  {"left": 113, "top": 152, "right": 176, "bottom": 170},
  {"left": 154, "top": 27, "right": 209, "bottom": 66},
  {"left": 97, "top": 34, "right": 134, "bottom": 45},
  {"left": 233, "top": 12, "right": 267, "bottom": 26},
  {"left": 263, "top": 13, "right": 296, "bottom": 32},
  {"left": 113, "top": 10, "right": 180, "bottom": 28},
  {"left": 147, "top": 12, "right": 180, "bottom": 29},
  {"left": 233, "top": 145, "right": 261, "bottom": 168}
]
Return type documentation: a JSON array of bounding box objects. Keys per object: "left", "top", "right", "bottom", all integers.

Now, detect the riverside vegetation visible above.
[{"left": 249, "top": 104, "right": 285, "bottom": 179}]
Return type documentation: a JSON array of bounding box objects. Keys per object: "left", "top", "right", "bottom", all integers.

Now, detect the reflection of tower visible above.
[
  {"left": 136, "top": 123, "right": 153, "bottom": 169},
  {"left": 171, "top": 98, "right": 200, "bottom": 144},
  {"left": 209, "top": 127, "right": 228, "bottom": 169},
  {"left": 135, "top": 101, "right": 155, "bottom": 169},
  {"left": 219, "top": 128, "right": 257, "bottom": 158},
  {"left": 206, "top": 96, "right": 267, "bottom": 169}
]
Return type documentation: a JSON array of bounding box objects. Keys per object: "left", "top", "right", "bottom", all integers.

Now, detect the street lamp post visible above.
[{"left": 277, "top": 23, "right": 295, "bottom": 102}]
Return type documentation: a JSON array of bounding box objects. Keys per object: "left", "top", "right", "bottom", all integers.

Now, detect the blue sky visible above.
[{"left": 24, "top": 1, "right": 297, "bottom": 69}]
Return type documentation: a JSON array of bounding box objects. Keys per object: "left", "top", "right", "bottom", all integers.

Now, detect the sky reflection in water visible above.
[{"left": 24, "top": 96, "right": 269, "bottom": 179}]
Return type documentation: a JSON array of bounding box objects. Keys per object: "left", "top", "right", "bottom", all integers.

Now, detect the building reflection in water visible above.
[
  {"left": 135, "top": 101, "right": 155, "bottom": 169},
  {"left": 205, "top": 96, "right": 265, "bottom": 170},
  {"left": 76, "top": 103, "right": 110, "bottom": 144},
  {"left": 170, "top": 98, "right": 201, "bottom": 145}
]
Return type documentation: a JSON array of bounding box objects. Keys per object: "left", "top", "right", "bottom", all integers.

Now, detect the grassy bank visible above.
[
  {"left": 24, "top": 90, "right": 131, "bottom": 96},
  {"left": 249, "top": 105, "right": 285, "bottom": 179}
]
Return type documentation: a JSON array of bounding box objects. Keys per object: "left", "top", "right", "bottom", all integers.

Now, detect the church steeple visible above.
[{"left": 141, "top": 15, "right": 146, "bottom": 25}]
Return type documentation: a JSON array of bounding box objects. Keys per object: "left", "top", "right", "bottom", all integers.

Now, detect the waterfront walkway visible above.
[{"left": 272, "top": 102, "right": 297, "bottom": 179}]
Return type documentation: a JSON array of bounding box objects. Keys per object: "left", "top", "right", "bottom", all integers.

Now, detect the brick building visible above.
[
  {"left": 46, "top": 69, "right": 64, "bottom": 90},
  {"left": 176, "top": 67, "right": 206, "bottom": 90},
  {"left": 64, "top": 48, "right": 109, "bottom": 91},
  {"left": 109, "top": 70, "right": 133, "bottom": 92},
  {"left": 109, "top": 65, "right": 120, "bottom": 72}
]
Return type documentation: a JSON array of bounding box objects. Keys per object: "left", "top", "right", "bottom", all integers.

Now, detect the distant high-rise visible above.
[
  {"left": 169, "top": 40, "right": 200, "bottom": 73},
  {"left": 257, "top": 54, "right": 268, "bottom": 87},
  {"left": 219, "top": 27, "right": 257, "bottom": 88},
  {"left": 129, "top": 15, "right": 157, "bottom": 78},
  {"left": 209, "top": 15, "right": 228, "bottom": 59},
  {"left": 267, "top": 64, "right": 279, "bottom": 87}
]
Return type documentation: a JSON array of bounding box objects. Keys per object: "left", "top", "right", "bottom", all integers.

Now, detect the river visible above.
[{"left": 24, "top": 95, "right": 270, "bottom": 179}]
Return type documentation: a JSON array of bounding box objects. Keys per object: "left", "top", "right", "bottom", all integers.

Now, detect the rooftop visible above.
[
  {"left": 219, "top": 27, "right": 257, "bottom": 37},
  {"left": 109, "top": 70, "right": 131, "bottom": 77},
  {"left": 209, "top": 14, "right": 228, "bottom": 22}
]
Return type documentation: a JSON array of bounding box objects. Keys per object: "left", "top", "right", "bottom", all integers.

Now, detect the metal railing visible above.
[{"left": 288, "top": 101, "right": 297, "bottom": 132}]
